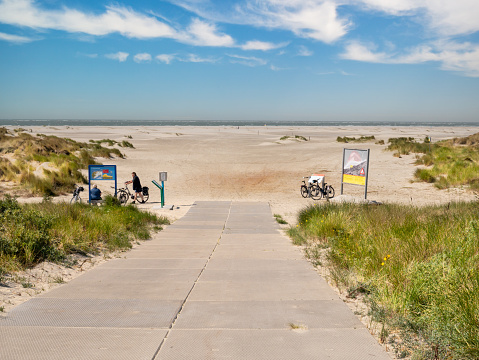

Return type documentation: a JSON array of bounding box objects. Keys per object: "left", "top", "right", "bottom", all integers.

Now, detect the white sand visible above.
[{"left": 10, "top": 125, "right": 478, "bottom": 224}]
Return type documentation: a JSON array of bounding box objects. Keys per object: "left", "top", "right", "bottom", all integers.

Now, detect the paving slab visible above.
[
  {"left": 60, "top": 268, "right": 201, "bottom": 284},
  {"left": 0, "top": 327, "right": 167, "bottom": 360},
  {"left": 188, "top": 280, "right": 338, "bottom": 301},
  {"left": 174, "top": 300, "right": 363, "bottom": 329},
  {"left": 42, "top": 279, "right": 195, "bottom": 300},
  {"left": 157, "top": 329, "right": 391, "bottom": 360},
  {"left": 100, "top": 258, "right": 207, "bottom": 269},
  {"left": 2, "top": 298, "right": 182, "bottom": 328}
]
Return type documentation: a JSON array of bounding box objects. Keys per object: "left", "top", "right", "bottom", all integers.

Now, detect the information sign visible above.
[{"left": 341, "top": 149, "right": 370, "bottom": 198}]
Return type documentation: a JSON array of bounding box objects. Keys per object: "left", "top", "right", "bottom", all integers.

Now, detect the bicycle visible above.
[
  {"left": 116, "top": 183, "right": 149, "bottom": 205},
  {"left": 300, "top": 175, "right": 335, "bottom": 200},
  {"left": 70, "top": 184, "right": 84, "bottom": 204}
]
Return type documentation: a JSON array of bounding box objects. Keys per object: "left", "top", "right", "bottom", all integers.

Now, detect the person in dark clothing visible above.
[
  {"left": 125, "top": 171, "right": 144, "bottom": 204},
  {"left": 90, "top": 184, "right": 102, "bottom": 200}
]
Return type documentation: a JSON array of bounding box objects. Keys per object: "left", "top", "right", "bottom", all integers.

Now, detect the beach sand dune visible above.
[{"left": 6, "top": 125, "right": 477, "bottom": 224}]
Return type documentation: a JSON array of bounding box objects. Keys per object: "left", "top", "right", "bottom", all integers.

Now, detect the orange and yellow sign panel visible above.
[{"left": 342, "top": 174, "right": 366, "bottom": 186}]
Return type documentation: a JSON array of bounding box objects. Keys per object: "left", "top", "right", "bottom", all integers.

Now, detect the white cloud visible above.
[
  {"left": 0, "top": 0, "right": 238, "bottom": 48},
  {"left": 105, "top": 52, "right": 129, "bottom": 62},
  {"left": 156, "top": 54, "right": 176, "bottom": 64},
  {"left": 170, "top": 0, "right": 350, "bottom": 43},
  {"left": 341, "top": 40, "right": 479, "bottom": 77},
  {"left": 298, "top": 45, "right": 313, "bottom": 56},
  {"left": 340, "top": 41, "right": 389, "bottom": 63},
  {"left": 240, "top": 40, "right": 288, "bottom": 51},
  {"left": 134, "top": 53, "right": 152, "bottom": 63},
  {"left": 354, "top": 0, "right": 479, "bottom": 37},
  {"left": 0, "top": 31, "right": 34, "bottom": 43},
  {"left": 227, "top": 54, "right": 268, "bottom": 67},
  {"left": 0, "top": 0, "right": 177, "bottom": 39},
  {"left": 270, "top": 64, "right": 289, "bottom": 71},
  {"left": 180, "top": 54, "right": 220, "bottom": 63},
  {"left": 182, "top": 18, "right": 234, "bottom": 46}
]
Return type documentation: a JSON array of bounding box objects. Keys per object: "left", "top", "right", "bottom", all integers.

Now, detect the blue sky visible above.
[{"left": 1, "top": 0, "right": 478, "bottom": 122}]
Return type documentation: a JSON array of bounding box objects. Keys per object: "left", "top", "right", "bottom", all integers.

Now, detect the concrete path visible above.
[{"left": 0, "top": 201, "right": 391, "bottom": 359}]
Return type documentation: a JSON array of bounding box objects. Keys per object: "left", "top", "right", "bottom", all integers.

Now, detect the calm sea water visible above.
[{"left": 0, "top": 119, "right": 478, "bottom": 127}]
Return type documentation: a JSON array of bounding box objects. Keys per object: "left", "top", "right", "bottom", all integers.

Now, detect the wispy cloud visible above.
[
  {"left": 240, "top": 40, "right": 288, "bottom": 51},
  {"left": 298, "top": 45, "right": 313, "bottom": 56},
  {"left": 0, "top": 0, "right": 236, "bottom": 47},
  {"left": 156, "top": 54, "right": 176, "bottom": 64},
  {"left": 0, "top": 31, "right": 34, "bottom": 43},
  {"left": 105, "top": 52, "right": 129, "bottom": 62},
  {"left": 170, "top": 0, "right": 350, "bottom": 43},
  {"left": 227, "top": 54, "right": 268, "bottom": 67},
  {"left": 341, "top": 40, "right": 479, "bottom": 77},
  {"left": 134, "top": 53, "right": 152, "bottom": 63},
  {"left": 354, "top": 0, "right": 479, "bottom": 37},
  {"left": 180, "top": 54, "right": 220, "bottom": 63},
  {"left": 182, "top": 18, "right": 234, "bottom": 46}
]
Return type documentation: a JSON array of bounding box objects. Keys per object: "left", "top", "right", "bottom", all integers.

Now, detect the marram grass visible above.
[
  {"left": 288, "top": 202, "right": 479, "bottom": 359},
  {"left": 0, "top": 196, "right": 169, "bottom": 279}
]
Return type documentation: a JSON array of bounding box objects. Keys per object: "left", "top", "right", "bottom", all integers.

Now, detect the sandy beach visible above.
[{"left": 7, "top": 125, "right": 479, "bottom": 224}]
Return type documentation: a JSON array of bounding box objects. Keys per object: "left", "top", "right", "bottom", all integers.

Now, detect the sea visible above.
[{"left": 0, "top": 119, "right": 478, "bottom": 127}]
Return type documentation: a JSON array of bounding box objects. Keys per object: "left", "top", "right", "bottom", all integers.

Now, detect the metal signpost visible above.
[
  {"left": 340, "top": 149, "right": 370, "bottom": 199},
  {"left": 88, "top": 165, "right": 117, "bottom": 203},
  {"left": 152, "top": 172, "right": 167, "bottom": 208}
]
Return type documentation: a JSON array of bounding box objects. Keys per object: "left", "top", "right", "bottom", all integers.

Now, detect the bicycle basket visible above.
[{"left": 142, "top": 186, "right": 149, "bottom": 196}]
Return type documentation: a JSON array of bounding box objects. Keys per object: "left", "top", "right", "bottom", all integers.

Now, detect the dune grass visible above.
[
  {"left": 387, "top": 134, "right": 479, "bottom": 190},
  {"left": 0, "top": 196, "right": 169, "bottom": 281},
  {"left": 0, "top": 128, "right": 125, "bottom": 195},
  {"left": 336, "top": 135, "right": 376, "bottom": 143},
  {"left": 288, "top": 202, "right": 479, "bottom": 359}
]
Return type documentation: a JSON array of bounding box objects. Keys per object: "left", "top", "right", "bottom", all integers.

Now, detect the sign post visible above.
[
  {"left": 159, "top": 172, "right": 167, "bottom": 208},
  {"left": 88, "top": 165, "right": 117, "bottom": 203},
  {"left": 341, "top": 149, "right": 370, "bottom": 199}
]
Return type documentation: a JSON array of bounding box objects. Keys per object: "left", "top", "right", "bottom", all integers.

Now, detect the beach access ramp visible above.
[{"left": 0, "top": 201, "right": 391, "bottom": 359}]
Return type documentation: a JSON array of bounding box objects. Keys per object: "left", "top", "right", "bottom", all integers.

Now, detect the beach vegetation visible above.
[
  {"left": 337, "top": 135, "right": 375, "bottom": 143},
  {"left": 387, "top": 133, "right": 479, "bottom": 190},
  {"left": 0, "top": 128, "right": 125, "bottom": 196},
  {"left": 0, "top": 195, "right": 169, "bottom": 280},
  {"left": 288, "top": 202, "right": 479, "bottom": 359},
  {"left": 89, "top": 138, "right": 135, "bottom": 149},
  {"left": 280, "top": 135, "right": 308, "bottom": 141},
  {"left": 273, "top": 214, "right": 288, "bottom": 224}
]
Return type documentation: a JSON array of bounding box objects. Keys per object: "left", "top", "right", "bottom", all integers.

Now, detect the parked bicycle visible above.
[
  {"left": 70, "top": 184, "right": 84, "bottom": 204},
  {"left": 300, "top": 175, "right": 335, "bottom": 200},
  {"left": 115, "top": 183, "right": 149, "bottom": 205}
]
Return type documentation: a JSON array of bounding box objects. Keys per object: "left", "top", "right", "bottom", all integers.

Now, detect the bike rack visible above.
[{"left": 151, "top": 180, "right": 165, "bottom": 208}]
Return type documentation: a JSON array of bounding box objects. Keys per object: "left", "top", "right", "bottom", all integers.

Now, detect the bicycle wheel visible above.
[
  {"left": 300, "top": 185, "right": 309, "bottom": 198},
  {"left": 310, "top": 184, "right": 322, "bottom": 200},
  {"left": 326, "top": 185, "right": 335, "bottom": 199},
  {"left": 70, "top": 195, "right": 81, "bottom": 204},
  {"left": 118, "top": 191, "right": 128, "bottom": 205},
  {"left": 142, "top": 193, "right": 149, "bottom": 203}
]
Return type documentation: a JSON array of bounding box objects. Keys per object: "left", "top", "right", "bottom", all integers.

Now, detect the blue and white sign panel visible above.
[{"left": 89, "top": 165, "right": 116, "bottom": 181}]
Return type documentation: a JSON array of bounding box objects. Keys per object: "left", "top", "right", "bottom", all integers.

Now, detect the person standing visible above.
[{"left": 125, "top": 172, "right": 144, "bottom": 204}]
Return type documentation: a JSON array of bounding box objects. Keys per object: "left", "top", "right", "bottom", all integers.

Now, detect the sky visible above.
[{"left": 0, "top": 0, "right": 479, "bottom": 122}]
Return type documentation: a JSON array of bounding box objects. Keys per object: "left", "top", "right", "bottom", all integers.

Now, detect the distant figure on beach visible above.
[
  {"left": 90, "top": 184, "right": 102, "bottom": 200},
  {"left": 125, "top": 171, "right": 144, "bottom": 204}
]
